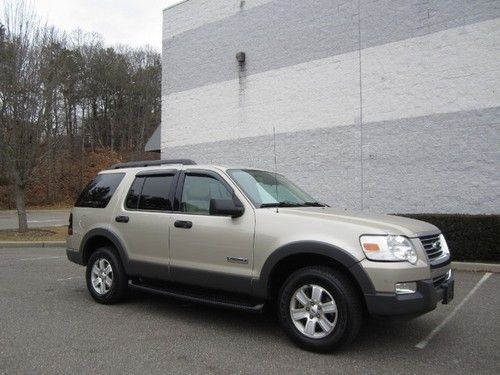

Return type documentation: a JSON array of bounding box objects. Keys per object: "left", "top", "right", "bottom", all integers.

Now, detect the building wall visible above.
[{"left": 161, "top": 0, "right": 500, "bottom": 214}]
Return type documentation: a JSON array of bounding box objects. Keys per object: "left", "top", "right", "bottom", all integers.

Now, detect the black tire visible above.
[
  {"left": 86, "top": 246, "right": 128, "bottom": 304},
  {"left": 278, "top": 266, "right": 363, "bottom": 353}
]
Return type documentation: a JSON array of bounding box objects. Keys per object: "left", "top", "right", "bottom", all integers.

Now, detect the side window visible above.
[
  {"left": 139, "top": 175, "right": 174, "bottom": 211},
  {"left": 180, "top": 175, "right": 232, "bottom": 214},
  {"left": 125, "top": 177, "right": 144, "bottom": 209},
  {"left": 75, "top": 173, "right": 125, "bottom": 208}
]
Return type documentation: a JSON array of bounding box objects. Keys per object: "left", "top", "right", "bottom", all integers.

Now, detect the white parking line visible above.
[
  {"left": 415, "top": 272, "right": 492, "bottom": 349},
  {"left": 56, "top": 276, "right": 81, "bottom": 281},
  {"left": 27, "top": 220, "right": 64, "bottom": 223},
  {"left": 19, "top": 256, "right": 66, "bottom": 261}
]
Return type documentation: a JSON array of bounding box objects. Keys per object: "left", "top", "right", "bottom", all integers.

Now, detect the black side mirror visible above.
[{"left": 209, "top": 198, "right": 244, "bottom": 218}]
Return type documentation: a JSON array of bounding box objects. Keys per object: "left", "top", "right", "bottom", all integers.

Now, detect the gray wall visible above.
[{"left": 161, "top": 0, "right": 500, "bottom": 214}]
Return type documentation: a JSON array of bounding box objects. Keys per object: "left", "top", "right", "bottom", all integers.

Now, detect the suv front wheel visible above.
[
  {"left": 86, "top": 247, "right": 128, "bottom": 304},
  {"left": 278, "top": 266, "right": 362, "bottom": 352}
]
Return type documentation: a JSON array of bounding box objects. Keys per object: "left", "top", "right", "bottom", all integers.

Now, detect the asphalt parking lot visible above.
[{"left": 0, "top": 247, "right": 498, "bottom": 374}]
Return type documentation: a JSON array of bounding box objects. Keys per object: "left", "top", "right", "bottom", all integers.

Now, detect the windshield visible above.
[{"left": 227, "top": 169, "right": 325, "bottom": 208}]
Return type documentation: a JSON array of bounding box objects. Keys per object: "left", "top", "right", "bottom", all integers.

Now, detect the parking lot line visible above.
[
  {"left": 19, "top": 256, "right": 66, "bottom": 261},
  {"left": 415, "top": 272, "right": 492, "bottom": 349},
  {"left": 56, "top": 276, "right": 81, "bottom": 281}
]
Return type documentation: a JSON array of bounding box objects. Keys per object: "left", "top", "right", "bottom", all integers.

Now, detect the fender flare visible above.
[
  {"left": 252, "top": 241, "right": 375, "bottom": 299},
  {"left": 80, "top": 228, "right": 131, "bottom": 272}
]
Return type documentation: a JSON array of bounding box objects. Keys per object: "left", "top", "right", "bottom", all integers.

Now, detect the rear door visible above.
[
  {"left": 169, "top": 170, "right": 255, "bottom": 294},
  {"left": 111, "top": 169, "right": 178, "bottom": 280}
]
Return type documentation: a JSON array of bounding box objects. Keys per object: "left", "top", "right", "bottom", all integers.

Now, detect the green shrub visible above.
[{"left": 398, "top": 214, "right": 499, "bottom": 263}]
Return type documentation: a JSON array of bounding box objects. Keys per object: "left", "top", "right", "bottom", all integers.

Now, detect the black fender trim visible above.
[
  {"left": 251, "top": 241, "right": 375, "bottom": 299},
  {"left": 80, "top": 228, "right": 131, "bottom": 272},
  {"left": 66, "top": 247, "right": 84, "bottom": 265}
]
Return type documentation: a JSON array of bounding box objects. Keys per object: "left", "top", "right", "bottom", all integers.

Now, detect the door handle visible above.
[
  {"left": 115, "top": 215, "right": 129, "bottom": 223},
  {"left": 174, "top": 220, "right": 192, "bottom": 229}
]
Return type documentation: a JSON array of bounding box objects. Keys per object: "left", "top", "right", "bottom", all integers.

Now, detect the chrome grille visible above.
[{"left": 419, "top": 234, "right": 443, "bottom": 260}]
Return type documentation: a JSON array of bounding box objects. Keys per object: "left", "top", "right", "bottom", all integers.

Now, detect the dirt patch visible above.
[{"left": 0, "top": 226, "right": 67, "bottom": 241}]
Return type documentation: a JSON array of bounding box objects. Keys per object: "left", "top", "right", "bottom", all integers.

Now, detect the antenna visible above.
[{"left": 273, "top": 126, "right": 279, "bottom": 213}]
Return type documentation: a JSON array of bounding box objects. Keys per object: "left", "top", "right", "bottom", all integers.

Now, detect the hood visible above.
[{"left": 275, "top": 207, "right": 440, "bottom": 237}]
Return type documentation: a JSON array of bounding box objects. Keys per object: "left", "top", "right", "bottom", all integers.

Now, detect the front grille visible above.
[
  {"left": 419, "top": 234, "right": 443, "bottom": 261},
  {"left": 432, "top": 273, "right": 448, "bottom": 288}
]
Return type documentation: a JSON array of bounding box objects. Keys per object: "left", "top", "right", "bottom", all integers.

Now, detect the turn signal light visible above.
[{"left": 362, "top": 243, "right": 380, "bottom": 252}]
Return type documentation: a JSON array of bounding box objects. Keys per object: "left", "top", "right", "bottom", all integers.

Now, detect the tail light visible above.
[{"left": 68, "top": 213, "right": 73, "bottom": 235}]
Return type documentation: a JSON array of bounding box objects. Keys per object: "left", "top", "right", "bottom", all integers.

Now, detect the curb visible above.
[
  {"left": 451, "top": 261, "right": 500, "bottom": 273},
  {"left": 0, "top": 241, "right": 66, "bottom": 248}
]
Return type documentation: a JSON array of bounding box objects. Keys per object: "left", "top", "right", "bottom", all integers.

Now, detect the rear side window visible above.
[
  {"left": 75, "top": 173, "right": 125, "bottom": 208},
  {"left": 125, "top": 174, "right": 174, "bottom": 211},
  {"left": 125, "top": 177, "right": 144, "bottom": 209}
]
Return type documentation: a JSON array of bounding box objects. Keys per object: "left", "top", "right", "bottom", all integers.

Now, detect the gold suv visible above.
[{"left": 66, "top": 159, "right": 453, "bottom": 352}]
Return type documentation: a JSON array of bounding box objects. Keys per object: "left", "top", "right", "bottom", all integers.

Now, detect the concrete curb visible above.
[
  {"left": 452, "top": 261, "right": 500, "bottom": 273},
  {"left": 0, "top": 241, "right": 66, "bottom": 248}
]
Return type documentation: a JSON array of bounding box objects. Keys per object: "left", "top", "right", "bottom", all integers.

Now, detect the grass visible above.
[{"left": 0, "top": 226, "right": 67, "bottom": 242}]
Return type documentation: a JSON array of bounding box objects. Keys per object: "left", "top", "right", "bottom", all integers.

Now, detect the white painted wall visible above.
[{"left": 161, "top": 18, "right": 500, "bottom": 149}]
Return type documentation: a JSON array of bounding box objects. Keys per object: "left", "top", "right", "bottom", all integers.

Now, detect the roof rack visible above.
[{"left": 109, "top": 159, "right": 196, "bottom": 169}]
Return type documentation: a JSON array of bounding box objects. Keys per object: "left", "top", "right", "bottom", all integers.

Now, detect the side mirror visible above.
[{"left": 209, "top": 198, "right": 244, "bottom": 218}]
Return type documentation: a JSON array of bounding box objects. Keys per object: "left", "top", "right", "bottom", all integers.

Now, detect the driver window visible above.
[{"left": 180, "top": 175, "right": 232, "bottom": 214}]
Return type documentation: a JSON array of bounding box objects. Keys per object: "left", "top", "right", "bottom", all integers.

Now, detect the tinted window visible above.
[
  {"left": 125, "top": 177, "right": 144, "bottom": 209},
  {"left": 137, "top": 175, "right": 174, "bottom": 211},
  {"left": 181, "top": 175, "right": 232, "bottom": 214},
  {"left": 75, "top": 173, "right": 125, "bottom": 208}
]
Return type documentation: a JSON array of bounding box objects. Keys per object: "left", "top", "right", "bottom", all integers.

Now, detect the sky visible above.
[{"left": 1, "top": 0, "right": 185, "bottom": 51}]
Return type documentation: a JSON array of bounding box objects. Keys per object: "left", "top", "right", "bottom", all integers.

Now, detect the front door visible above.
[{"left": 169, "top": 170, "right": 255, "bottom": 293}]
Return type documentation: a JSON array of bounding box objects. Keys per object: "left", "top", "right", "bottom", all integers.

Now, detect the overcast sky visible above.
[{"left": 2, "top": 0, "right": 184, "bottom": 51}]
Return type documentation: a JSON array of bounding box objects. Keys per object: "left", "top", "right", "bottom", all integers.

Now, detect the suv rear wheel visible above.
[
  {"left": 278, "top": 266, "right": 362, "bottom": 352},
  {"left": 86, "top": 247, "right": 128, "bottom": 304}
]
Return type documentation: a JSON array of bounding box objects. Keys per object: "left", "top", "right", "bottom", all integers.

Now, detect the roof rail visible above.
[{"left": 109, "top": 159, "right": 196, "bottom": 169}]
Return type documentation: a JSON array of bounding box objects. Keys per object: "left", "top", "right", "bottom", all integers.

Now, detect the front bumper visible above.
[
  {"left": 66, "top": 247, "right": 84, "bottom": 265},
  {"left": 364, "top": 272, "right": 454, "bottom": 316}
]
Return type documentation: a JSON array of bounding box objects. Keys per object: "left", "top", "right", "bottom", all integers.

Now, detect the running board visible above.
[{"left": 128, "top": 281, "right": 264, "bottom": 313}]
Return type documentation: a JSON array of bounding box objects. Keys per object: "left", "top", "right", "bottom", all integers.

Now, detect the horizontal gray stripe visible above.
[
  {"left": 162, "top": 106, "right": 500, "bottom": 214},
  {"left": 163, "top": 0, "right": 500, "bottom": 95}
]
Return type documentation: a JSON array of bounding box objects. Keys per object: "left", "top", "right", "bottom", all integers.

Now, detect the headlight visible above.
[
  {"left": 360, "top": 235, "right": 418, "bottom": 264},
  {"left": 439, "top": 234, "right": 450, "bottom": 256}
]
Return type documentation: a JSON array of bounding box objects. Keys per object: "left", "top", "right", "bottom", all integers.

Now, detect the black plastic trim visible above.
[
  {"left": 127, "top": 260, "right": 170, "bottom": 281},
  {"left": 79, "top": 228, "right": 131, "bottom": 272},
  {"left": 169, "top": 265, "right": 252, "bottom": 294},
  {"left": 66, "top": 248, "right": 84, "bottom": 265},
  {"left": 365, "top": 275, "right": 454, "bottom": 316},
  {"left": 252, "top": 241, "right": 375, "bottom": 299},
  {"left": 129, "top": 281, "right": 263, "bottom": 312},
  {"left": 135, "top": 169, "right": 177, "bottom": 177},
  {"left": 110, "top": 159, "right": 196, "bottom": 169}
]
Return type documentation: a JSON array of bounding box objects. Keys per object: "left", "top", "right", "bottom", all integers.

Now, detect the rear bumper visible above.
[
  {"left": 365, "top": 273, "right": 454, "bottom": 317},
  {"left": 66, "top": 247, "right": 84, "bottom": 265}
]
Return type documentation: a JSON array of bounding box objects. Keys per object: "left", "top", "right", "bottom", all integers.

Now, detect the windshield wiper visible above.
[
  {"left": 260, "top": 202, "right": 303, "bottom": 208},
  {"left": 302, "top": 201, "right": 327, "bottom": 207},
  {"left": 260, "top": 201, "right": 327, "bottom": 208}
]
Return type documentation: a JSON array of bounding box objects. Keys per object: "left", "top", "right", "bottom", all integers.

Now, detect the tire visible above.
[
  {"left": 278, "top": 266, "right": 363, "bottom": 353},
  {"left": 86, "top": 246, "right": 128, "bottom": 304}
]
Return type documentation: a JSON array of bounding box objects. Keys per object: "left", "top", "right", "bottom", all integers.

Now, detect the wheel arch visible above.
[
  {"left": 253, "top": 241, "right": 375, "bottom": 301},
  {"left": 80, "top": 228, "right": 130, "bottom": 272}
]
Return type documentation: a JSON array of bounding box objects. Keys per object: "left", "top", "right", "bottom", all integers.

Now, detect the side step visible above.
[{"left": 128, "top": 281, "right": 264, "bottom": 313}]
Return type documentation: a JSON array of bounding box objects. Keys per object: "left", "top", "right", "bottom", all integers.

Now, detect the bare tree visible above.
[
  {"left": 0, "top": 1, "right": 47, "bottom": 231},
  {"left": 0, "top": 3, "right": 161, "bottom": 214}
]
